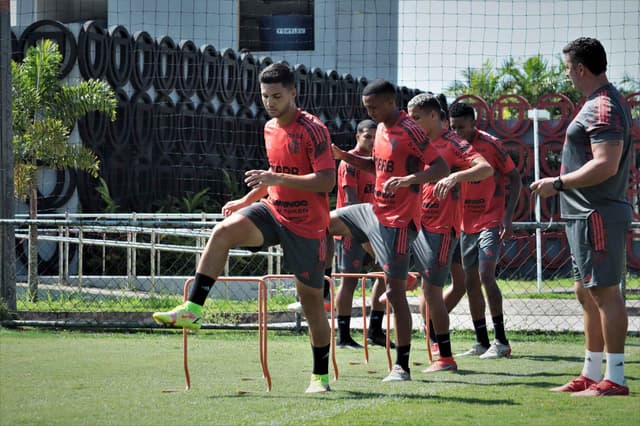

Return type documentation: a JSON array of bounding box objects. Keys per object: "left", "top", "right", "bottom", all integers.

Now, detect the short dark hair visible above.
[
  {"left": 449, "top": 102, "right": 476, "bottom": 120},
  {"left": 408, "top": 93, "right": 443, "bottom": 115},
  {"left": 562, "top": 37, "right": 607, "bottom": 75},
  {"left": 362, "top": 79, "right": 396, "bottom": 97},
  {"left": 356, "top": 119, "right": 377, "bottom": 132},
  {"left": 259, "top": 62, "right": 295, "bottom": 88}
]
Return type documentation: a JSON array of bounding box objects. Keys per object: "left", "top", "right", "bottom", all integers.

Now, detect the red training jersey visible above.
[
  {"left": 460, "top": 129, "right": 516, "bottom": 233},
  {"left": 336, "top": 148, "right": 376, "bottom": 209},
  {"left": 262, "top": 109, "right": 336, "bottom": 239},
  {"left": 372, "top": 111, "right": 442, "bottom": 229},
  {"left": 421, "top": 129, "right": 482, "bottom": 235}
]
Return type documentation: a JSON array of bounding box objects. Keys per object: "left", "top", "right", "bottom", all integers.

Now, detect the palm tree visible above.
[
  {"left": 447, "top": 60, "right": 503, "bottom": 105},
  {"left": 499, "top": 55, "right": 580, "bottom": 104},
  {"left": 447, "top": 55, "right": 581, "bottom": 105},
  {"left": 12, "top": 39, "right": 117, "bottom": 301}
]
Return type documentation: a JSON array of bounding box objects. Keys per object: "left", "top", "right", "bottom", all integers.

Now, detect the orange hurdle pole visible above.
[
  {"left": 183, "top": 278, "right": 193, "bottom": 391},
  {"left": 361, "top": 276, "right": 369, "bottom": 364},
  {"left": 258, "top": 279, "right": 271, "bottom": 390},
  {"left": 325, "top": 276, "right": 339, "bottom": 381},
  {"left": 329, "top": 272, "right": 389, "bottom": 365},
  {"left": 262, "top": 274, "right": 338, "bottom": 382},
  {"left": 215, "top": 276, "right": 272, "bottom": 391}
]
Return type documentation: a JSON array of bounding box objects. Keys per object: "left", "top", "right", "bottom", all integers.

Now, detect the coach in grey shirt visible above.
[{"left": 531, "top": 37, "right": 632, "bottom": 397}]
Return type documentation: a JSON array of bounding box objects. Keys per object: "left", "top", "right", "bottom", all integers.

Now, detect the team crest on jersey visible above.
[
  {"left": 390, "top": 138, "right": 399, "bottom": 151},
  {"left": 288, "top": 139, "right": 301, "bottom": 154}
]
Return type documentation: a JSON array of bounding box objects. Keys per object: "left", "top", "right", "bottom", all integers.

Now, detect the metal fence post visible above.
[
  {"left": 78, "top": 227, "right": 83, "bottom": 292},
  {"left": 150, "top": 230, "right": 156, "bottom": 294},
  {"left": 528, "top": 109, "right": 550, "bottom": 293},
  {"left": 0, "top": 0, "right": 16, "bottom": 310}
]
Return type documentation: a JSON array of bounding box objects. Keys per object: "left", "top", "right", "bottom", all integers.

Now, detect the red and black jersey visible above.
[
  {"left": 372, "top": 111, "right": 441, "bottom": 229},
  {"left": 263, "top": 109, "right": 336, "bottom": 239},
  {"left": 421, "top": 129, "right": 481, "bottom": 235},
  {"left": 460, "top": 129, "right": 516, "bottom": 233},
  {"left": 336, "top": 148, "right": 375, "bottom": 209}
]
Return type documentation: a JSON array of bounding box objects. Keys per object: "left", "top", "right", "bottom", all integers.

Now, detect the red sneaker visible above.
[
  {"left": 550, "top": 375, "right": 598, "bottom": 392},
  {"left": 571, "top": 379, "right": 629, "bottom": 397},
  {"left": 422, "top": 356, "right": 457, "bottom": 373}
]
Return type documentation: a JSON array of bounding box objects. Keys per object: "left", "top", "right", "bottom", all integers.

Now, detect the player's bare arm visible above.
[
  {"left": 530, "top": 140, "right": 623, "bottom": 198},
  {"left": 382, "top": 156, "right": 449, "bottom": 193},
  {"left": 433, "top": 156, "right": 493, "bottom": 199},
  {"left": 245, "top": 168, "right": 335, "bottom": 193},
  {"left": 332, "top": 144, "right": 375, "bottom": 173},
  {"left": 221, "top": 186, "right": 269, "bottom": 217}
]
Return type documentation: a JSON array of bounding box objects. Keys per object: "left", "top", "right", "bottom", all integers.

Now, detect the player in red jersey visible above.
[
  {"left": 153, "top": 63, "right": 336, "bottom": 393},
  {"left": 330, "top": 80, "right": 449, "bottom": 382},
  {"left": 449, "top": 102, "right": 522, "bottom": 359},
  {"left": 333, "top": 120, "right": 389, "bottom": 350},
  {"left": 407, "top": 93, "right": 493, "bottom": 372},
  {"left": 415, "top": 94, "right": 469, "bottom": 357}
]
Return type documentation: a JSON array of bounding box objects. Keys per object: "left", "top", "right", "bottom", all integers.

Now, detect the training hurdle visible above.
[
  {"left": 182, "top": 275, "right": 340, "bottom": 392},
  {"left": 262, "top": 274, "right": 340, "bottom": 384},
  {"left": 331, "top": 272, "right": 432, "bottom": 370},
  {"left": 330, "top": 272, "right": 388, "bottom": 365},
  {"left": 180, "top": 276, "right": 271, "bottom": 391}
]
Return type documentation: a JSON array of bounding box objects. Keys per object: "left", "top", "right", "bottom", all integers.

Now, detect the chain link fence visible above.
[{"left": 3, "top": 214, "right": 639, "bottom": 333}]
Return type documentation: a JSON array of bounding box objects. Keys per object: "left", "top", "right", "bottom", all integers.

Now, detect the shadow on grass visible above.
[
  {"left": 341, "top": 390, "right": 518, "bottom": 405},
  {"left": 448, "top": 369, "right": 575, "bottom": 379},
  {"left": 216, "top": 390, "right": 518, "bottom": 406},
  {"left": 512, "top": 354, "right": 584, "bottom": 363}
]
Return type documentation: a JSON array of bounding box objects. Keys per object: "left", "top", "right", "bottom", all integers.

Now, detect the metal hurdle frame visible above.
[
  {"left": 181, "top": 274, "right": 339, "bottom": 393},
  {"left": 331, "top": 272, "right": 432, "bottom": 371}
]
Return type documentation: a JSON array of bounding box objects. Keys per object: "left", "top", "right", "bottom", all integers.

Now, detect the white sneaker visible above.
[
  {"left": 456, "top": 342, "right": 489, "bottom": 357},
  {"left": 479, "top": 340, "right": 512, "bottom": 359},
  {"left": 382, "top": 365, "right": 411, "bottom": 382},
  {"left": 287, "top": 302, "right": 303, "bottom": 313}
]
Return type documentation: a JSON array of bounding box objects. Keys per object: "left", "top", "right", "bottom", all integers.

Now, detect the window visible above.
[
  {"left": 239, "top": 0, "right": 314, "bottom": 52},
  {"left": 34, "top": 0, "right": 107, "bottom": 24}
]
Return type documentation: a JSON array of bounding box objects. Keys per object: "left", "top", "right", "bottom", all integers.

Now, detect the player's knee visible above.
[
  {"left": 478, "top": 271, "right": 497, "bottom": 286},
  {"left": 211, "top": 222, "right": 245, "bottom": 248}
]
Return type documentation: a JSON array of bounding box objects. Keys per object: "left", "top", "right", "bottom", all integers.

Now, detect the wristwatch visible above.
[{"left": 552, "top": 176, "right": 564, "bottom": 192}]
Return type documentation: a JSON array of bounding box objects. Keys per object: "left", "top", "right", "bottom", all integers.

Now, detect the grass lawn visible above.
[{"left": 1, "top": 328, "right": 639, "bottom": 426}]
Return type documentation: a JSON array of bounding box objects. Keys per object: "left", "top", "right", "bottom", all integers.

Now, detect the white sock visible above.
[
  {"left": 604, "top": 353, "right": 625, "bottom": 386},
  {"left": 580, "top": 350, "right": 603, "bottom": 382}
]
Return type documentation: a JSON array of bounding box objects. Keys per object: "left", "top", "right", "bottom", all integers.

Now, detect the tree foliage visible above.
[
  {"left": 11, "top": 38, "right": 117, "bottom": 301},
  {"left": 447, "top": 55, "right": 581, "bottom": 105},
  {"left": 12, "top": 39, "right": 117, "bottom": 200}
]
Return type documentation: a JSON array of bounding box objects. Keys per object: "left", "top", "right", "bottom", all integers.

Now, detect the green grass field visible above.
[{"left": 1, "top": 328, "right": 639, "bottom": 426}]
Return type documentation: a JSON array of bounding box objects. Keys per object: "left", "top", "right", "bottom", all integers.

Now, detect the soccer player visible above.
[
  {"left": 449, "top": 101, "right": 522, "bottom": 359},
  {"left": 333, "top": 119, "right": 390, "bottom": 350},
  {"left": 407, "top": 93, "right": 493, "bottom": 372},
  {"left": 330, "top": 80, "right": 449, "bottom": 382},
  {"left": 416, "top": 94, "right": 468, "bottom": 356},
  {"left": 152, "top": 63, "right": 337, "bottom": 393},
  {"left": 531, "top": 37, "right": 632, "bottom": 396}
]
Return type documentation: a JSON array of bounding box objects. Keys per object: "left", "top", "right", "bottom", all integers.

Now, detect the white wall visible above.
[
  {"left": 106, "top": 0, "right": 398, "bottom": 81},
  {"left": 11, "top": 0, "right": 640, "bottom": 92},
  {"left": 398, "top": 0, "right": 640, "bottom": 92}
]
